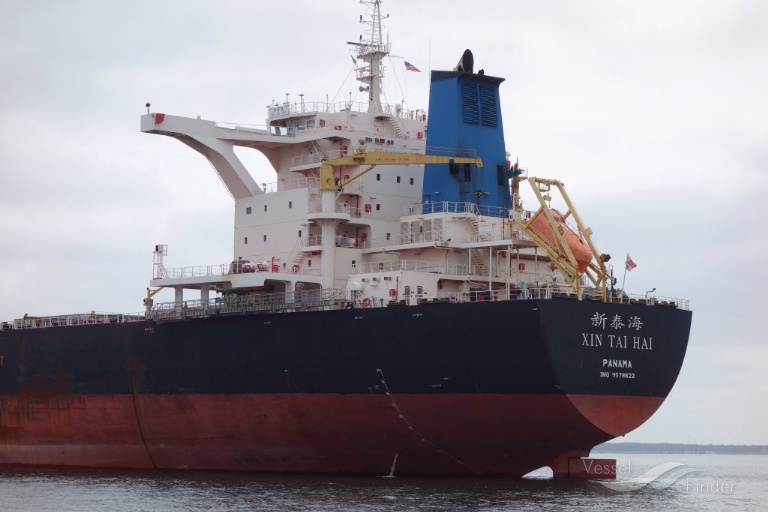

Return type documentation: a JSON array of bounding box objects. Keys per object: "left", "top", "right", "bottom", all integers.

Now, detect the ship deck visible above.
[{"left": 1, "top": 286, "right": 688, "bottom": 331}]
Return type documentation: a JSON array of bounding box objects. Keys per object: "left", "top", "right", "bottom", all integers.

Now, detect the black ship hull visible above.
[{"left": 0, "top": 298, "right": 691, "bottom": 476}]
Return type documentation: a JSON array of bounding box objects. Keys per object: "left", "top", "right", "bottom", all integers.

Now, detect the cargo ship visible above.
[{"left": 0, "top": 1, "right": 691, "bottom": 478}]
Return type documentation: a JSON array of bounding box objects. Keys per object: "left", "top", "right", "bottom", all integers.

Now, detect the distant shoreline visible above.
[{"left": 593, "top": 442, "right": 768, "bottom": 455}]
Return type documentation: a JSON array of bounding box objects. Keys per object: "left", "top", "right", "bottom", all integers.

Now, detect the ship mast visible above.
[{"left": 355, "top": 0, "right": 390, "bottom": 113}]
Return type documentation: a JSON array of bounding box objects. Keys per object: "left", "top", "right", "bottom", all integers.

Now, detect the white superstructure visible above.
[{"left": 139, "top": 0, "right": 573, "bottom": 314}]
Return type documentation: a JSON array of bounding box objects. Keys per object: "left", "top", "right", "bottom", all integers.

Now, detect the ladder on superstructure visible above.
[
  {"left": 385, "top": 116, "right": 406, "bottom": 138},
  {"left": 286, "top": 237, "right": 304, "bottom": 273},
  {"left": 467, "top": 214, "right": 490, "bottom": 276}
]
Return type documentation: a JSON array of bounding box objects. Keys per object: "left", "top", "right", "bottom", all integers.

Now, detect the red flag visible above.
[{"left": 625, "top": 254, "right": 637, "bottom": 271}]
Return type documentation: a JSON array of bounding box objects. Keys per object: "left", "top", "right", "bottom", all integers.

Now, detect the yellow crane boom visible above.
[{"left": 319, "top": 147, "right": 483, "bottom": 190}]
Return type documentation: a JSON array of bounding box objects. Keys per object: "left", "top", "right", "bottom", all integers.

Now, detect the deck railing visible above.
[
  {"left": 150, "top": 288, "right": 345, "bottom": 321},
  {"left": 0, "top": 312, "right": 147, "bottom": 331},
  {"left": 405, "top": 201, "right": 517, "bottom": 218},
  {"left": 436, "top": 287, "right": 689, "bottom": 310},
  {"left": 1, "top": 282, "right": 688, "bottom": 331},
  {"left": 261, "top": 177, "right": 319, "bottom": 193}
]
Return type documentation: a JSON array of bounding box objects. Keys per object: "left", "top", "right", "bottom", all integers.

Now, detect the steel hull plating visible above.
[{"left": 0, "top": 299, "right": 691, "bottom": 476}]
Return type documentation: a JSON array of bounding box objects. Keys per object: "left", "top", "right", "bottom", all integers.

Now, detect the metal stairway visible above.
[
  {"left": 287, "top": 237, "right": 304, "bottom": 273},
  {"left": 385, "top": 116, "right": 406, "bottom": 138},
  {"left": 467, "top": 214, "right": 490, "bottom": 276}
]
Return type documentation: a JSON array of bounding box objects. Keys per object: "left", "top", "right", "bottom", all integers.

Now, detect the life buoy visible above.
[
  {"left": 388, "top": 288, "right": 397, "bottom": 297},
  {"left": 292, "top": 265, "right": 299, "bottom": 274},
  {"left": 362, "top": 298, "right": 371, "bottom": 307},
  {"left": 417, "top": 131, "right": 423, "bottom": 140}
]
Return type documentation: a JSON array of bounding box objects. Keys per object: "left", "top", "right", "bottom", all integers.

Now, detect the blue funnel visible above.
[{"left": 423, "top": 52, "right": 513, "bottom": 213}]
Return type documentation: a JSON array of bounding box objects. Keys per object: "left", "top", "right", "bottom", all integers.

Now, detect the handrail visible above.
[
  {"left": 364, "top": 230, "right": 444, "bottom": 249},
  {"left": 1, "top": 286, "right": 689, "bottom": 331},
  {"left": 405, "top": 201, "right": 530, "bottom": 219},
  {"left": 436, "top": 287, "right": 690, "bottom": 310},
  {"left": 266, "top": 99, "right": 426, "bottom": 121},
  {"left": 150, "top": 288, "right": 345, "bottom": 320},
  {"left": 161, "top": 264, "right": 229, "bottom": 279},
  {"left": 214, "top": 122, "right": 270, "bottom": 134},
  {"left": 159, "top": 258, "right": 319, "bottom": 280},
  {"left": 262, "top": 177, "right": 319, "bottom": 193},
  {"left": 352, "top": 259, "right": 471, "bottom": 275},
  {"left": 308, "top": 201, "right": 400, "bottom": 222},
  {"left": 0, "top": 312, "right": 147, "bottom": 331}
]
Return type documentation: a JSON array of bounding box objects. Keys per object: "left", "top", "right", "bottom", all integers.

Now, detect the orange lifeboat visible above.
[{"left": 528, "top": 209, "right": 592, "bottom": 273}]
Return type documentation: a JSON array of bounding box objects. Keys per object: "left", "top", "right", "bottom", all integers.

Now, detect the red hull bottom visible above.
[{"left": 0, "top": 393, "right": 663, "bottom": 477}]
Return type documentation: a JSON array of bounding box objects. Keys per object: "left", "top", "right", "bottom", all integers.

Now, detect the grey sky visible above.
[{"left": 1, "top": 0, "right": 766, "bottom": 445}]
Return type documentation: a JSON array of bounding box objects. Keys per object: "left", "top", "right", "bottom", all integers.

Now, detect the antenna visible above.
[{"left": 353, "top": 0, "right": 391, "bottom": 113}]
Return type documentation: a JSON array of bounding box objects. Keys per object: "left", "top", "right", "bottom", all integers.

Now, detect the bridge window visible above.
[
  {"left": 264, "top": 205, "right": 268, "bottom": 212},
  {"left": 263, "top": 235, "right": 267, "bottom": 242},
  {"left": 246, "top": 207, "right": 252, "bottom": 214},
  {"left": 386, "top": 233, "right": 391, "bottom": 240},
  {"left": 376, "top": 204, "right": 380, "bottom": 211},
  {"left": 376, "top": 174, "right": 381, "bottom": 181},
  {"left": 397, "top": 176, "right": 401, "bottom": 183},
  {"left": 244, "top": 237, "right": 248, "bottom": 244},
  {"left": 410, "top": 177, "right": 414, "bottom": 185},
  {"left": 298, "top": 229, "right": 302, "bottom": 237},
  {"left": 289, "top": 201, "right": 292, "bottom": 208}
]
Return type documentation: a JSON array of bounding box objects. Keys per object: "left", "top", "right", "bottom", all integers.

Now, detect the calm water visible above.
[{"left": 0, "top": 454, "right": 765, "bottom": 511}]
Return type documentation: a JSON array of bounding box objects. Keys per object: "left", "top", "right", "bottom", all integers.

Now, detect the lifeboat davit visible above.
[{"left": 528, "top": 209, "right": 592, "bottom": 273}]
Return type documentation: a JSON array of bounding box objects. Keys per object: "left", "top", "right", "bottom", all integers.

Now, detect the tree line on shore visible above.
[{"left": 592, "top": 442, "right": 768, "bottom": 454}]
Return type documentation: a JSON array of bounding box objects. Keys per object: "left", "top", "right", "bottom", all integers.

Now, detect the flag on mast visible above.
[
  {"left": 404, "top": 61, "right": 421, "bottom": 72},
  {"left": 625, "top": 254, "right": 637, "bottom": 271}
]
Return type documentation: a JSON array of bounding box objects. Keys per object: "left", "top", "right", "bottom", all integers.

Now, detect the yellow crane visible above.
[
  {"left": 319, "top": 147, "right": 482, "bottom": 190},
  {"left": 144, "top": 287, "right": 164, "bottom": 315}
]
